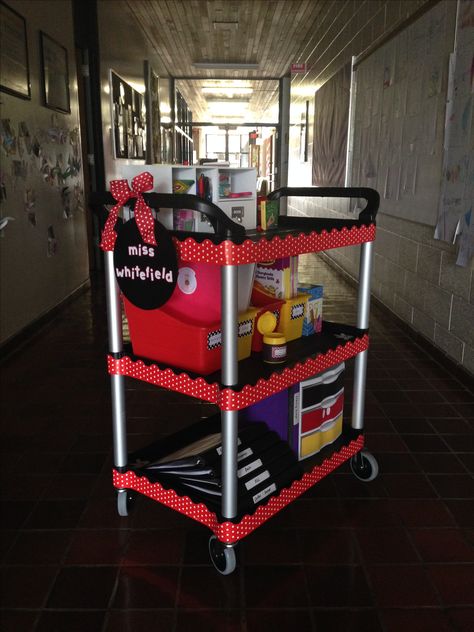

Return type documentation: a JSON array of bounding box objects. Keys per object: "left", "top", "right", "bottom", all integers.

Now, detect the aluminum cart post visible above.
[
  {"left": 350, "top": 240, "right": 379, "bottom": 480},
  {"left": 208, "top": 264, "right": 239, "bottom": 574},
  {"left": 104, "top": 251, "right": 131, "bottom": 515}
]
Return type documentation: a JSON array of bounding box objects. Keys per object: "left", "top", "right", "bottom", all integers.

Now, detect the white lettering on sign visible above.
[
  {"left": 128, "top": 244, "right": 155, "bottom": 257},
  {"left": 115, "top": 265, "right": 174, "bottom": 283}
]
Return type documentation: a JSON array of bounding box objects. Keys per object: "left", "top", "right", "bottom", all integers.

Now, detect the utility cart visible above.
[{"left": 94, "top": 183, "right": 380, "bottom": 575}]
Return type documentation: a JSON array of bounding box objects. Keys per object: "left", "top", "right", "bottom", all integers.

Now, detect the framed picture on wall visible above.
[
  {"left": 40, "top": 31, "right": 70, "bottom": 113},
  {"left": 0, "top": 1, "right": 31, "bottom": 99}
]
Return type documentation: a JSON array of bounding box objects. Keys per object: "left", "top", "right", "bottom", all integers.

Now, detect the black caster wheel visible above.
[
  {"left": 208, "top": 535, "right": 237, "bottom": 575},
  {"left": 116, "top": 489, "right": 135, "bottom": 516},
  {"left": 350, "top": 450, "right": 379, "bottom": 482}
]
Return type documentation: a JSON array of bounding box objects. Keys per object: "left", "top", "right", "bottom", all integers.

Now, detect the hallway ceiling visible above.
[{"left": 122, "top": 0, "right": 330, "bottom": 123}]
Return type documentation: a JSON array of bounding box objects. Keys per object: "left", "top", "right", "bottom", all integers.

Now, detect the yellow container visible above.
[
  {"left": 277, "top": 293, "right": 309, "bottom": 342},
  {"left": 236, "top": 307, "right": 259, "bottom": 361},
  {"left": 299, "top": 413, "right": 343, "bottom": 459}
]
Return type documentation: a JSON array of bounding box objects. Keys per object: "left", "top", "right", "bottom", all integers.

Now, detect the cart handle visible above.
[
  {"left": 267, "top": 187, "right": 380, "bottom": 223},
  {"left": 89, "top": 191, "right": 246, "bottom": 239}
]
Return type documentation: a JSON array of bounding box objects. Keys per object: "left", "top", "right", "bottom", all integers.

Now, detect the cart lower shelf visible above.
[{"left": 113, "top": 429, "right": 364, "bottom": 543}]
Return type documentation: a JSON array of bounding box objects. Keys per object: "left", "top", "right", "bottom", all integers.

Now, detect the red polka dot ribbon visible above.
[{"left": 100, "top": 172, "right": 156, "bottom": 251}]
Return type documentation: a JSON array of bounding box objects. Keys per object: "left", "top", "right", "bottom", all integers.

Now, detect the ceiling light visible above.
[
  {"left": 202, "top": 86, "right": 253, "bottom": 95},
  {"left": 192, "top": 62, "right": 259, "bottom": 70},
  {"left": 212, "top": 21, "right": 239, "bottom": 30}
]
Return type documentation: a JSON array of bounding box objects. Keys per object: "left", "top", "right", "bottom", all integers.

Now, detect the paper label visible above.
[
  {"left": 252, "top": 482, "right": 277, "bottom": 504},
  {"left": 238, "top": 458, "right": 262, "bottom": 478},
  {"left": 291, "top": 303, "right": 305, "bottom": 319},
  {"left": 294, "top": 392, "right": 300, "bottom": 424},
  {"left": 237, "top": 447, "right": 253, "bottom": 462},
  {"left": 244, "top": 469, "right": 270, "bottom": 490}
]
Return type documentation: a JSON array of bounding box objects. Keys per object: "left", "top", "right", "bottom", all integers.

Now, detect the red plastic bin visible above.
[{"left": 123, "top": 297, "right": 257, "bottom": 375}]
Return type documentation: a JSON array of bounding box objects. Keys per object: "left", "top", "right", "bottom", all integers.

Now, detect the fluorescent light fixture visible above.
[
  {"left": 202, "top": 86, "right": 253, "bottom": 95},
  {"left": 211, "top": 116, "right": 245, "bottom": 125},
  {"left": 213, "top": 21, "right": 239, "bottom": 30},
  {"left": 207, "top": 101, "right": 249, "bottom": 116},
  {"left": 192, "top": 62, "right": 259, "bottom": 70}
]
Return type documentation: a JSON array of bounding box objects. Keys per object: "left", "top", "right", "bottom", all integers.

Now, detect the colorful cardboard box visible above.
[
  {"left": 253, "top": 256, "right": 299, "bottom": 301},
  {"left": 298, "top": 283, "right": 323, "bottom": 335}
]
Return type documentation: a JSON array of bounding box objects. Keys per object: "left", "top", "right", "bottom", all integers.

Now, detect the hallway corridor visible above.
[{"left": 1, "top": 256, "right": 473, "bottom": 632}]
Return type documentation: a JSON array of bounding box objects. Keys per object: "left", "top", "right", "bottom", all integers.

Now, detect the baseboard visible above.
[
  {"left": 319, "top": 252, "right": 474, "bottom": 387},
  {"left": 0, "top": 279, "right": 91, "bottom": 362}
]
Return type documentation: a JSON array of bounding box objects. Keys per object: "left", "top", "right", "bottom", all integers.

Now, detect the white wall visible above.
[{"left": 0, "top": 0, "right": 88, "bottom": 345}]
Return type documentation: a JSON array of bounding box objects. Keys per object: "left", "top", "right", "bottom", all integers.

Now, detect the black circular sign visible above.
[{"left": 114, "top": 218, "right": 178, "bottom": 310}]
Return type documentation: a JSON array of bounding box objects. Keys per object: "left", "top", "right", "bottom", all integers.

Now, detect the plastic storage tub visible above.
[
  {"left": 165, "top": 262, "right": 256, "bottom": 325},
  {"left": 123, "top": 298, "right": 258, "bottom": 375}
]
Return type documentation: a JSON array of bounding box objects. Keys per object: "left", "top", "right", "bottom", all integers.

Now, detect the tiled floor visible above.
[{"left": 1, "top": 255, "right": 474, "bottom": 632}]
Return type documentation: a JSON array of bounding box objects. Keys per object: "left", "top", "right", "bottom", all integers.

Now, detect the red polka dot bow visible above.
[{"left": 100, "top": 172, "right": 157, "bottom": 251}]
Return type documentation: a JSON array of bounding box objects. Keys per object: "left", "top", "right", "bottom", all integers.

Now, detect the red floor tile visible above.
[
  {"left": 305, "top": 565, "right": 373, "bottom": 607},
  {"left": 0, "top": 611, "right": 39, "bottom": 632},
  {"left": 245, "top": 565, "right": 309, "bottom": 608},
  {"left": 112, "top": 566, "right": 179, "bottom": 608},
  {"left": 46, "top": 567, "right": 117, "bottom": 609},
  {"left": 123, "top": 528, "right": 185, "bottom": 565},
  {"left": 428, "top": 565, "right": 474, "bottom": 605},
  {"left": 380, "top": 608, "right": 453, "bottom": 632},
  {"left": 428, "top": 474, "right": 474, "bottom": 499},
  {"left": 176, "top": 609, "right": 243, "bottom": 632},
  {"left": 179, "top": 566, "right": 242, "bottom": 609},
  {"left": 0, "top": 565, "right": 58, "bottom": 608},
  {"left": 410, "top": 528, "right": 474, "bottom": 563},
  {"left": 65, "top": 529, "right": 129, "bottom": 564},
  {"left": 104, "top": 610, "right": 175, "bottom": 632},
  {"left": 387, "top": 499, "right": 456, "bottom": 527},
  {"left": 36, "top": 611, "right": 106, "bottom": 632},
  {"left": 367, "top": 565, "right": 439, "bottom": 607},
  {"left": 355, "top": 527, "right": 418, "bottom": 563},
  {"left": 5, "top": 530, "right": 71, "bottom": 565},
  {"left": 312, "top": 609, "right": 382, "bottom": 632},
  {"left": 247, "top": 609, "right": 312, "bottom": 632}
]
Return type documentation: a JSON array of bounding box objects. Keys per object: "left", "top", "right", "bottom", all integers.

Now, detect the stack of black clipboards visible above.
[{"left": 132, "top": 421, "right": 303, "bottom": 519}]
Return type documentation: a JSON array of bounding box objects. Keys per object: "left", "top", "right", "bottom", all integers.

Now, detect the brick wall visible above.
[{"left": 287, "top": 0, "right": 474, "bottom": 374}]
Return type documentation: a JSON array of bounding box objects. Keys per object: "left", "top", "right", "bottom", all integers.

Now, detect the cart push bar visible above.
[
  {"left": 90, "top": 185, "right": 379, "bottom": 239},
  {"left": 268, "top": 186, "right": 380, "bottom": 223}
]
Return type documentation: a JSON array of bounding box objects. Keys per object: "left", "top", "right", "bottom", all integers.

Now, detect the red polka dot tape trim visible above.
[
  {"left": 107, "top": 356, "right": 220, "bottom": 403},
  {"left": 113, "top": 434, "right": 364, "bottom": 543},
  {"left": 174, "top": 224, "right": 376, "bottom": 264},
  {"left": 218, "top": 335, "right": 369, "bottom": 410},
  {"left": 107, "top": 334, "right": 369, "bottom": 409}
]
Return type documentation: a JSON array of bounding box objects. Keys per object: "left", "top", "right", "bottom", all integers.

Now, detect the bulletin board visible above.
[{"left": 350, "top": 1, "right": 456, "bottom": 226}]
